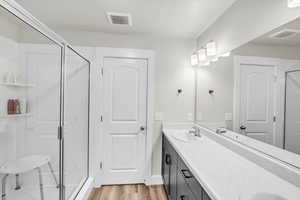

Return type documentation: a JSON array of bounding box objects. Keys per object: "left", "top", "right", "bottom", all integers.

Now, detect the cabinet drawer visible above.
[
  {"left": 178, "top": 157, "right": 202, "bottom": 199},
  {"left": 177, "top": 166, "right": 197, "bottom": 200}
]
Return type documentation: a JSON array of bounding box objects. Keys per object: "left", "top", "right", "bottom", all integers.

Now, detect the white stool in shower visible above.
[{"left": 0, "top": 155, "right": 59, "bottom": 200}]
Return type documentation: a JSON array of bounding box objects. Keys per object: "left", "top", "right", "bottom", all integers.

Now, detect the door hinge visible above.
[
  {"left": 273, "top": 116, "right": 276, "bottom": 122},
  {"left": 100, "top": 162, "right": 103, "bottom": 170},
  {"left": 100, "top": 115, "right": 103, "bottom": 122},
  {"left": 101, "top": 68, "right": 103, "bottom": 76},
  {"left": 57, "top": 126, "right": 63, "bottom": 140}
]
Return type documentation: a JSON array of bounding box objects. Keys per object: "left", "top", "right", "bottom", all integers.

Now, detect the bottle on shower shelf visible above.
[
  {"left": 7, "top": 99, "right": 21, "bottom": 115},
  {"left": 15, "top": 99, "right": 21, "bottom": 114},
  {"left": 7, "top": 99, "right": 15, "bottom": 114},
  {"left": 19, "top": 98, "right": 27, "bottom": 114}
]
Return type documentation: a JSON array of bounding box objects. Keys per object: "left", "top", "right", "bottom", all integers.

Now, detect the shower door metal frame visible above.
[
  {"left": 64, "top": 45, "right": 91, "bottom": 200},
  {"left": 0, "top": 1, "right": 91, "bottom": 200},
  {"left": 283, "top": 69, "right": 300, "bottom": 150}
]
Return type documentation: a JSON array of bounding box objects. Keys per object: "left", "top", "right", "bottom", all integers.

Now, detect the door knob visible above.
[
  {"left": 240, "top": 125, "right": 247, "bottom": 136},
  {"left": 180, "top": 195, "right": 188, "bottom": 200},
  {"left": 140, "top": 126, "right": 145, "bottom": 131}
]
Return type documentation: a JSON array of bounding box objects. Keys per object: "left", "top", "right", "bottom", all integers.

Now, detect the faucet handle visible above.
[{"left": 216, "top": 127, "right": 227, "bottom": 134}]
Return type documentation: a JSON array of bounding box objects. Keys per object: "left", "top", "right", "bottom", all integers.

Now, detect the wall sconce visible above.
[
  {"left": 220, "top": 52, "right": 231, "bottom": 57},
  {"left": 206, "top": 41, "right": 217, "bottom": 57},
  {"left": 288, "top": 0, "right": 300, "bottom": 8},
  {"left": 191, "top": 53, "right": 198, "bottom": 66}
]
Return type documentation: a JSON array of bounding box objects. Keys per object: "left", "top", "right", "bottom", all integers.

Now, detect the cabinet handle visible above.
[
  {"left": 165, "top": 154, "right": 171, "bottom": 165},
  {"left": 180, "top": 195, "right": 188, "bottom": 200},
  {"left": 181, "top": 169, "right": 193, "bottom": 179}
]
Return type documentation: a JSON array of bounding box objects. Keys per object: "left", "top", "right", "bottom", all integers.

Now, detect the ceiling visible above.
[
  {"left": 252, "top": 17, "right": 300, "bottom": 47},
  {"left": 15, "top": 0, "right": 237, "bottom": 39}
]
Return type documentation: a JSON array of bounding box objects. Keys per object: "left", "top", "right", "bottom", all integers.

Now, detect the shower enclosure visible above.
[{"left": 0, "top": 1, "right": 90, "bottom": 200}]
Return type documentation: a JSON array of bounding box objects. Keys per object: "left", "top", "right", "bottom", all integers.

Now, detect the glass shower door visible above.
[
  {"left": 64, "top": 47, "right": 90, "bottom": 199},
  {"left": 0, "top": 5, "right": 63, "bottom": 200}
]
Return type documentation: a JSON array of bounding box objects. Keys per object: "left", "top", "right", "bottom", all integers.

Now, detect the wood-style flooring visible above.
[{"left": 88, "top": 184, "right": 168, "bottom": 200}]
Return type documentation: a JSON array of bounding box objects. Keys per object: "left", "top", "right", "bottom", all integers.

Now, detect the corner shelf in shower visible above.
[
  {"left": 0, "top": 113, "right": 32, "bottom": 118},
  {"left": 0, "top": 82, "right": 35, "bottom": 88}
]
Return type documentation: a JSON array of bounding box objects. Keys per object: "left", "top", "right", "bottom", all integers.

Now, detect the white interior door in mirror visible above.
[
  {"left": 102, "top": 57, "right": 147, "bottom": 184},
  {"left": 240, "top": 65, "right": 275, "bottom": 144},
  {"left": 285, "top": 70, "right": 300, "bottom": 154}
]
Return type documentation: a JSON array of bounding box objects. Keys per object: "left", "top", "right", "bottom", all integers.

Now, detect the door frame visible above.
[{"left": 95, "top": 47, "right": 155, "bottom": 186}]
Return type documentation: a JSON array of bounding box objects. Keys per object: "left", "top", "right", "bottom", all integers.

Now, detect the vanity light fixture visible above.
[
  {"left": 191, "top": 54, "right": 198, "bottom": 66},
  {"left": 288, "top": 0, "right": 300, "bottom": 8},
  {"left": 198, "top": 48, "right": 207, "bottom": 61},
  {"left": 206, "top": 41, "right": 217, "bottom": 57},
  {"left": 220, "top": 52, "right": 231, "bottom": 57}
]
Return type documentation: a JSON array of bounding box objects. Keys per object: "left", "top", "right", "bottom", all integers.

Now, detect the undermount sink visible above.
[
  {"left": 171, "top": 131, "right": 199, "bottom": 143},
  {"left": 240, "top": 193, "right": 287, "bottom": 200}
]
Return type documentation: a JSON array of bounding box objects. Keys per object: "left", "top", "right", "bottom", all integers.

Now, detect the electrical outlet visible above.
[
  {"left": 197, "top": 112, "right": 203, "bottom": 121},
  {"left": 187, "top": 113, "right": 193, "bottom": 121}
]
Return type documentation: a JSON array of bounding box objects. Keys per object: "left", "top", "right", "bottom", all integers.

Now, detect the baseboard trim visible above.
[{"left": 145, "top": 175, "right": 163, "bottom": 185}]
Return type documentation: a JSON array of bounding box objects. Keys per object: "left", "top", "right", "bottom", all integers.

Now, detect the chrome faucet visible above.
[
  {"left": 188, "top": 126, "right": 201, "bottom": 137},
  {"left": 216, "top": 127, "right": 227, "bottom": 134}
]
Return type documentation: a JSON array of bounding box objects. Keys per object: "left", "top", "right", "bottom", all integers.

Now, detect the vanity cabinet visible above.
[
  {"left": 162, "top": 135, "right": 212, "bottom": 200},
  {"left": 162, "top": 135, "right": 178, "bottom": 200}
]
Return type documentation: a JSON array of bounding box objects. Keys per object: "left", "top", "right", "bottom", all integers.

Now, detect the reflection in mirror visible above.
[
  {"left": 0, "top": 5, "right": 61, "bottom": 200},
  {"left": 197, "top": 17, "right": 300, "bottom": 157}
]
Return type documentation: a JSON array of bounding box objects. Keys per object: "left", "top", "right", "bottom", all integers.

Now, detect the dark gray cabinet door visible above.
[
  {"left": 162, "top": 135, "right": 171, "bottom": 195},
  {"left": 202, "top": 191, "right": 212, "bottom": 200},
  {"left": 162, "top": 135, "right": 178, "bottom": 200},
  {"left": 169, "top": 141, "right": 178, "bottom": 200}
]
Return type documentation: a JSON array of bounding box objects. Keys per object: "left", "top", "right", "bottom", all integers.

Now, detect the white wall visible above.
[
  {"left": 51, "top": 29, "right": 197, "bottom": 178},
  {"left": 235, "top": 43, "right": 300, "bottom": 60},
  {"left": 197, "top": 0, "right": 300, "bottom": 55},
  {"left": 196, "top": 56, "right": 234, "bottom": 130}
]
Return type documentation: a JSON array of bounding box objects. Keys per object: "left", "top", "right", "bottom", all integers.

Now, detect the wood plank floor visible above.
[{"left": 88, "top": 184, "right": 168, "bottom": 200}]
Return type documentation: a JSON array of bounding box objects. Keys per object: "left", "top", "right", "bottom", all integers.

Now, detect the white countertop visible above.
[{"left": 163, "top": 125, "right": 300, "bottom": 200}]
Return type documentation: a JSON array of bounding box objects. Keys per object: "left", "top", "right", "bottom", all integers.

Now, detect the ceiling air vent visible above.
[
  {"left": 269, "top": 29, "right": 300, "bottom": 39},
  {"left": 107, "top": 12, "right": 132, "bottom": 26}
]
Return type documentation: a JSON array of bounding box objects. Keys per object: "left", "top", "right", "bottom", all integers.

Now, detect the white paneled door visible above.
[
  {"left": 239, "top": 65, "right": 275, "bottom": 144},
  {"left": 102, "top": 57, "right": 147, "bottom": 184}
]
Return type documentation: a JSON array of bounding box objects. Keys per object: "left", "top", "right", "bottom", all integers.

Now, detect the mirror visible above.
[{"left": 196, "top": 16, "right": 300, "bottom": 158}]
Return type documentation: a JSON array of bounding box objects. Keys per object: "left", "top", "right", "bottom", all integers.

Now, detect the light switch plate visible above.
[
  {"left": 187, "top": 113, "right": 193, "bottom": 121},
  {"left": 225, "top": 113, "right": 233, "bottom": 121},
  {"left": 155, "top": 112, "right": 163, "bottom": 121}
]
